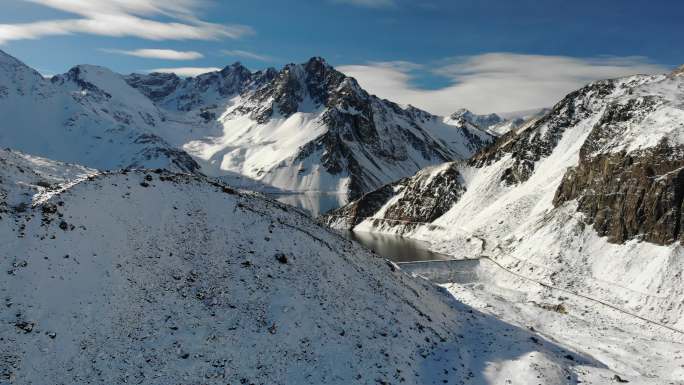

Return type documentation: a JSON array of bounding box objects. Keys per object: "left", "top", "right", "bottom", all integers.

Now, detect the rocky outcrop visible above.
[
  {"left": 553, "top": 89, "right": 684, "bottom": 245},
  {"left": 381, "top": 164, "right": 465, "bottom": 224},
  {"left": 324, "top": 163, "right": 466, "bottom": 230}
]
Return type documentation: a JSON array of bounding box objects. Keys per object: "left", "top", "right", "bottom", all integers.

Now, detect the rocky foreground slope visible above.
[
  {"left": 0, "top": 49, "right": 494, "bottom": 200},
  {"left": 0, "top": 148, "right": 617, "bottom": 384},
  {"left": 324, "top": 67, "right": 684, "bottom": 329}
]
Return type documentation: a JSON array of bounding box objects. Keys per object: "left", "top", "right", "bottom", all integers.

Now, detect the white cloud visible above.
[
  {"left": 221, "top": 49, "right": 273, "bottom": 62},
  {"left": 102, "top": 48, "right": 203, "bottom": 60},
  {"left": 333, "top": 0, "right": 395, "bottom": 8},
  {"left": 0, "top": 0, "right": 252, "bottom": 44},
  {"left": 147, "top": 66, "right": 220, "bottom": 77},
  {"left": 339, "top": 53, "right": 667, "bottom": 115}
]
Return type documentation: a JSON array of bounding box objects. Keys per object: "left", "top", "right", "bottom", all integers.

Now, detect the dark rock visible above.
[
  {"left": 15, "top": 321, "right": 34, "bottom": 333},
  {"left": 555, "top": 140, "right": 684, "bottom": 245},
  {"left": 275, "top": 253, "right": 288, "bottom": 264},
  {"left": 323, "top": 163, "right": 465, "bottom": 232}
]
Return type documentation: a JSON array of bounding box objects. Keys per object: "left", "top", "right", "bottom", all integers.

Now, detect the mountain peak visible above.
[
  {"left": 306, "top": 56, "right": 327, "bottom": 65},
  {"left": 0, "top": 48, "right": 42, "bottom": 80},
  {"left": 449, "top": 108, "right": 503, "bottom": 130},
  {"left": 220, "top": 61, "right": 251, "bottom": 77}
]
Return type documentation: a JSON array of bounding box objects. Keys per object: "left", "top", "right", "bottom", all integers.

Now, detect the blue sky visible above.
[{"left": 1, "top": 0, "right": 682, "bottom": 114}]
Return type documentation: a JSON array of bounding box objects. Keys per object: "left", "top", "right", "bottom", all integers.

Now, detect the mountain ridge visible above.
[
  {"left": 0, "top": 50, "right": 495, "bottom": 200},
  {"left": 324, "top": 70, "right": 684, "bottom": 329}
]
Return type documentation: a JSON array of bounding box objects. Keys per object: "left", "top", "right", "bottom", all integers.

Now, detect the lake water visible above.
[
  {"left": 344, "top": 230, "right": 452, "bottom": 262},
  {"left": 269, "top": 192, "right": 452, "bottom": 262}
]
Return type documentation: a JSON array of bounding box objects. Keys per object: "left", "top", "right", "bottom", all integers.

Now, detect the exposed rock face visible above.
[
  {"left": 381, "top": 164, "right": 465, "bottom": 223},
  {"left": 123, "top": 72, "right": 182, "bottom": 103},
  {"left": 228, "top": 57, "right": 463, "bottom": 198},
  {"left": 554, "top": 143, "right": 684, "bottom": 245}
]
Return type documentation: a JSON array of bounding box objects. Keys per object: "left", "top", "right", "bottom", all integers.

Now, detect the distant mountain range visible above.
[{"left": 0, "top": 50, "right": 502, "bottom": 199}]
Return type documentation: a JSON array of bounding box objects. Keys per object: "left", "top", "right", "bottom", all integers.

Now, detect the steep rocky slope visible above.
[
  {"left": 0, "top": 149, "right": 607, "bottom": 385},
  {"left": 324, "top": 68, "right": 684, "bottom": 328}
]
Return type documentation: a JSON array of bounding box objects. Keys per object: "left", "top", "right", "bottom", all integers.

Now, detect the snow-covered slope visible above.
[
  {"left": 0, "top": 148, "right": 97, "bottom": 216},
  {"left": 0, "top": 149, "right": 611, "bottom": 384},
  {"left": 126, "top": 57, "right": 494, "bottom": 199},
  {"left": 324, "top": 68, "right": 684, "bottom": 329},
  {"left": 0, "top": 50, "right": 200, "bottom": 173}
]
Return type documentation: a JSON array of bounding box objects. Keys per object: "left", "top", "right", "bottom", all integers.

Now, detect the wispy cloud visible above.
[
  {"left": 221, "top": 49, "right": 273, "bottom": 62},
  {"left": 0, "top": 0, "right": 253, "bottom": 44},
  {"left": 339, "top": 53, "right": 667, "bottom": 114},
  {"left": 147, "top": 66, "right": 220, "bottom": 77},
  {"left": 102, "top": 48, "right": 203, "bottom": 60},
  {"left": 333, "top": 0, "right": 396, "bottom": 8}
]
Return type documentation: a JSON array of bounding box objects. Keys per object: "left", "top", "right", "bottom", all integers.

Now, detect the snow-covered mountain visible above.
[
  {"left": 446, "top": 107, "right": 550, "bottom": 136},
  {"left": 0, "top": 51, "right": 200, "bottom": 173},
  {"left": 0, "top": 50, "right": 493, "bottom": 199},
  {"left": 126, "top": 58, "right": 495, "bottom": 198},
  {"left": 446, "top": 108, "right": 504, "bottom": 131},
  {"left": 325, "top": 68, "right": 684, "bottom": 329},
  {"left": 0, "top": 148, "right": 612, "bottom": 384}
]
